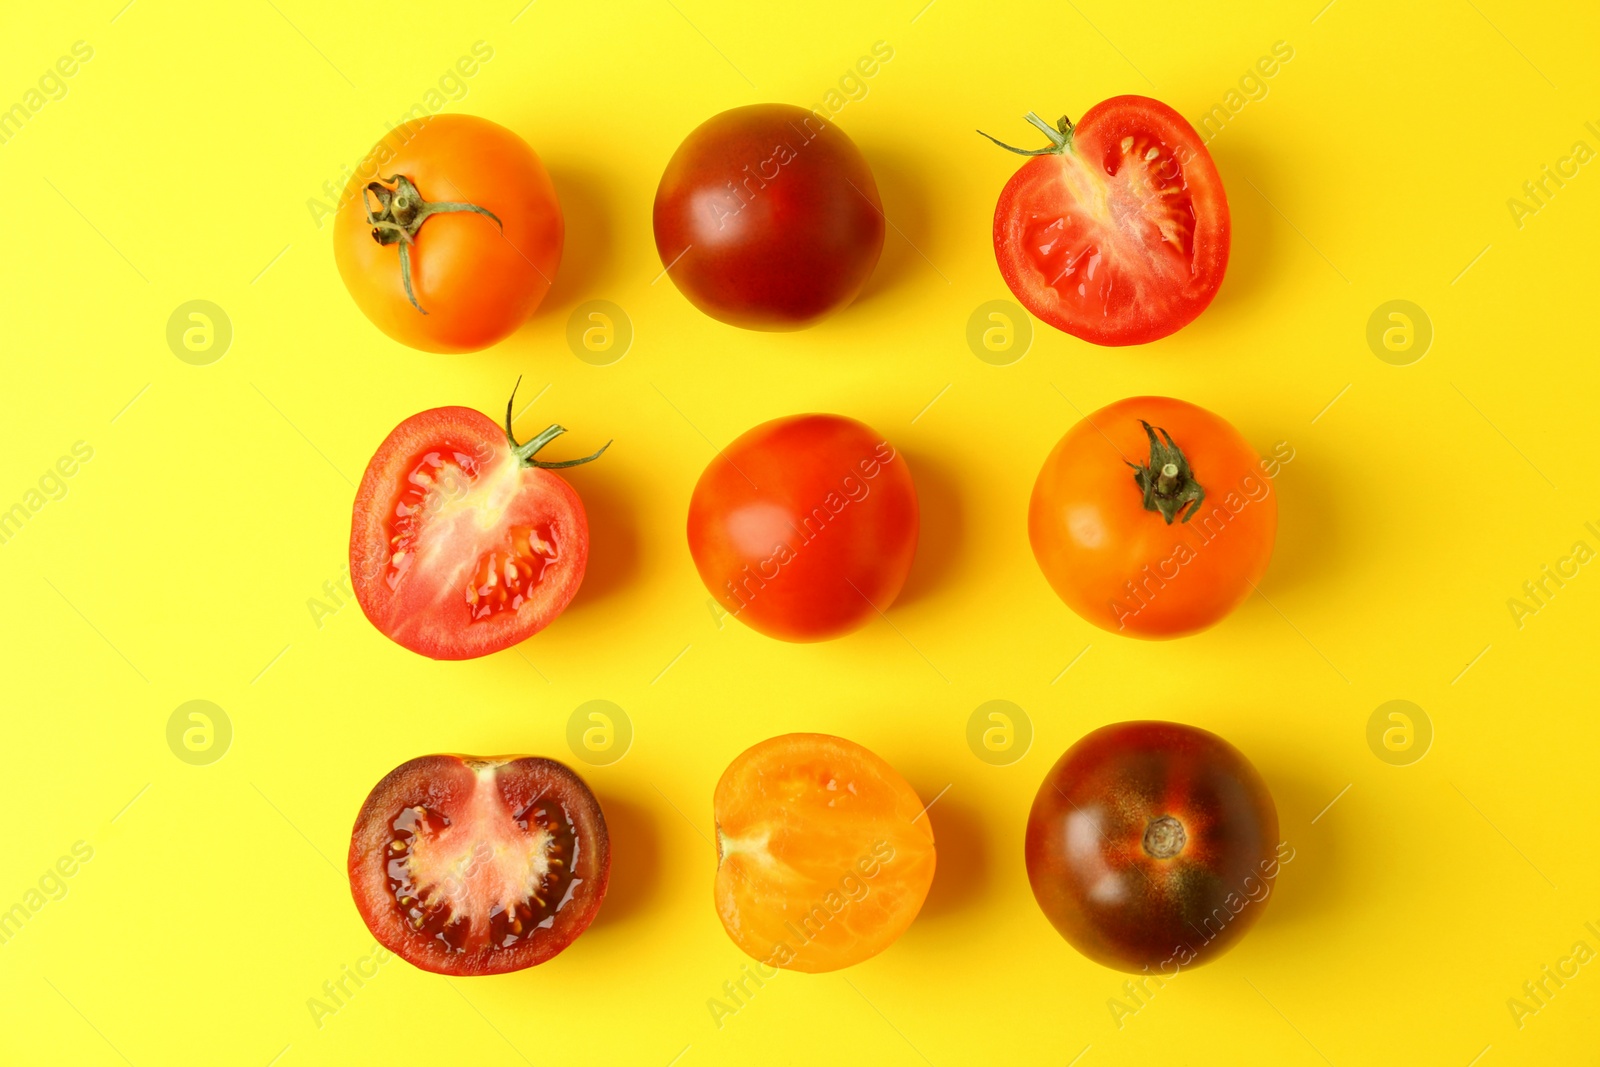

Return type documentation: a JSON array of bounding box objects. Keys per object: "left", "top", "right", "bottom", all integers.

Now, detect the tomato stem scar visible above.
[
  {"left": 1142, "top": 815, "right": 1186, "bottom": 859},
  {"left": 503, "top": 377, "right": 612, "bottom": 470},
  {"left": 362, "top": 173, "right": 503, "bottom": 314},
  {"left": 1127, "top": 421, "right": 1205, "bottom": 524}
]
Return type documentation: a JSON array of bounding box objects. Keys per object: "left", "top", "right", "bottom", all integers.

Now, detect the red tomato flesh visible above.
[
  {"left": 991, "top": 96, "right": 1230, "bottom": 346},
  {"left": 350, "top": 403, "right": 596, "bottom": 660}
]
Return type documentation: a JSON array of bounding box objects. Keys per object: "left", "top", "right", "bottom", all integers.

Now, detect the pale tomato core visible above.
[
  {"left": 386, "top": 445, "right": 561, "bottom": 623},
  {"left": 385, "top": 762, "right": 581, "bottom": 955}
]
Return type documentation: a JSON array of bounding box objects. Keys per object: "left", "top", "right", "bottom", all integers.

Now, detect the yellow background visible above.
[{"left": 2, "top": 0, "right": 1597, "bottom": 1063}]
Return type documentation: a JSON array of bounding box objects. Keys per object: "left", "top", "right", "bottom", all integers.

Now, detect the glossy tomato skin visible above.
[
  {"left": 1029, "top": 396, "right": 1275, "bottom": 638},
  {"left": 334, "top": 115, "right": 563, "bottom": 353},
  {"left": 349, "top": 754, "right": 609, "bottom": 976},
  {"left": 993, "top": 96, "right": 1229, "bottom": 346},
  {"left": 687, "top": 415, "right": 918, "bottom": 641},
  {"left": 350, "top": 406, "right": 590, "bottom": 660},
  {"left": 1026, "top": 722, "right": 1280, "bottom": 973},
  {"left": 713, "top": 734, "right": 936, "bottom": 972},
  {"left": 653, "top": 104, "right": 885, "bottom": 330}
]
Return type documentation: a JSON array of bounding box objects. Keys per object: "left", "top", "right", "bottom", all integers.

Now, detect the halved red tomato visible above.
[
  {"left": 985, "top": 95, "right": 1230, "bottom": 346},
  {"left": 349, "top": 384, "right": 608, "bottom": 660},
  {"left": 348, "top": 754, "right": 610, "bottom": 975}
]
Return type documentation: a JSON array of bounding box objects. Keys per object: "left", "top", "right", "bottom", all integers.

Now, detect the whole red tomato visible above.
[
  {"left": 348, "top": 754, "right": 609, "bottom": 975},
  {"left": 349, "top": 384, "right": 608, "bottom": 660},
  {"left": 1029, "top": 396, "right": 1277, "bottom": 637},
  {"left": 687, "top": 415, "right": 918, "bottom": 641},
  {"left": 653, "top": 104, "right": 885, "bottom": 330},
  {"left": 985, "top": 96, "right": 1229, "bottom": 346},
  {"left": 334, "top": 115, "right": 563, "bottom": 353},
  {"left": 1026, "top": 721, "right": 1282, "bottom": 973}
]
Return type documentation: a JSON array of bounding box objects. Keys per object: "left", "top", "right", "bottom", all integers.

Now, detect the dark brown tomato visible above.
[
  {"left": 1025, "top": 721, "right": 1280, "bottom": 973},
  {"left": 653, "top": 103, "right": 885, "bottom": 330},
  {"left": 348, "top": 754, "right": 610, "bottom": 976}
]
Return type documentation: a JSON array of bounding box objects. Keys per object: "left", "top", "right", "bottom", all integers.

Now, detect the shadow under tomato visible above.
[
  {"left": 536, "top": 164, "right": 617, "bottom": 320},
  {"left": 1253, "top": 446, "right": 1339, "bottom": 603},
  {"left": 1201, "top": 140, "right": 1285, "bottom": 320},
  {"left": 588, "top": 791, "right": 659, "bottom": 930},
  {"left": 892, "top": 449, "right": 963, "bottom": 612},
  {"left": 844, "top": 145, "right": 936, "bottom": 314},
  {"left": 561, "top": 466, "right": 638, "bottom": 615},
  {"left": 1249, "top": 768, "right": 1346, "bottom": 935},
  {"left": 916, "top": 795, "right": 989, "bottom": 919}
]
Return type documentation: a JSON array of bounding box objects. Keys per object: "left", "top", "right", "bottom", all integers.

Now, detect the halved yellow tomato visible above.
[{"left": 712, "top": 733, "right": 935, "bottom": 972}]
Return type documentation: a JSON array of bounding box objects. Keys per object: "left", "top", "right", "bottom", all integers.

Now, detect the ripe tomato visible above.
[
  {"left": 713, "top": 734, "right": 936, "bottom": 973},
  {"left": 349, "top": 385, "right": 608, "bottom": 660},
  {"left": 985, "top": 96, "right": 1229, "bottom": 346},
  {"left": 1029, "top": 396, "right": 1275, "bottom": 637},
  {"left": 348, "top": 754, "right": 609, "bottom": 975},
  {"left": 334, "top": 115, "right": 563, "bottom": 353},
  {"left": 653, "top": 104, "right": 884, "bottom": 330},
  {"left": 1025, "top": 721, "right": 1282, "bottom": 973},
  {"left": 687, "top": 414, "right": 918, "bottom": 641}
]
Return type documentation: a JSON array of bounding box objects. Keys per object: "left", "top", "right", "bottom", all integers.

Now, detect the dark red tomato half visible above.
[
  {"left": 348, "top": 754, "right": 610, "bottom": 976},
  {"left": 1025, "top": 721, "right": 1281, "bottom": 973},
  {"left": 653, "top": 103, "right": 885, "bottom": 330},
  {"left": 349, "top": 389, "right": 607, "bottom": 660},
  {"left": 987, "top": 96, "right": 1230, "bottom": 346},
  {"left": 687, "top": 414, "right": 918, "bottom": 642}
]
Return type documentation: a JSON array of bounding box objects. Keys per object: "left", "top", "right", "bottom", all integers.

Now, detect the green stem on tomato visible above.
[
  {"left": 503, "top": 378, "right": 612, "bottom": 470},
  {"left": 362, "top": 174, "right": 503, "bottom": 314},
  {"left": 1126, "top": 421, "right": 1205, "bottom": 524},
  {"left": 976, "top": 112, "right": 1075, "bottom": 156}
]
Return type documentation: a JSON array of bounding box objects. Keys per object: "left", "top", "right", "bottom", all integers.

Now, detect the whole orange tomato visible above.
[
  {"left": 1029, "top": 396, "right": 1277, "bottom": 637},
  {"left": 334, "top": 115, "right": 562, "bottom": 353}
]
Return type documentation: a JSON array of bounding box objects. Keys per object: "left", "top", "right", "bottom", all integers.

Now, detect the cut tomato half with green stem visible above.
[
  {"left": 349, "top": 382, "right": 609, "bottom": 660},
  {"left": 984, "top": 95, "right": 1230, "bottom": 346}
]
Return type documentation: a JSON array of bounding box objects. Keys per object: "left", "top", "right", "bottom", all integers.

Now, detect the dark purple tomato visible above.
[
  {"left": 652, "top": 103, "right": 885, "bottom": 330},
  {"left": 1025, "top": 721, "right": 1281, "bottom": 973}
]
